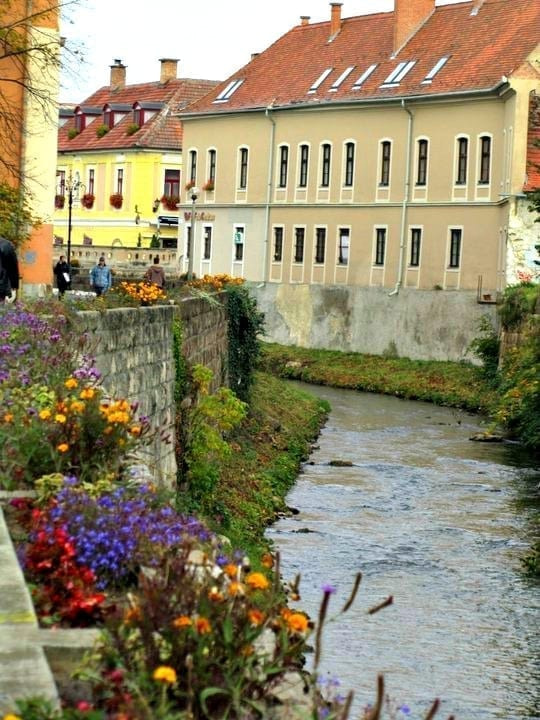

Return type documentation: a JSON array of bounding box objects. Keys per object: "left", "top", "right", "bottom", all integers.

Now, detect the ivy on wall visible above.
[{"left": 225, "top": 285, "right": 265, "bottom": 403}]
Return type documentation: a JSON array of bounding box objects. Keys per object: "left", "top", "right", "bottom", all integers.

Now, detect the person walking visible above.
[
  {"left": 53, "top": 255, "right": 71, "bottom": 298},
  {"left": 89, "top": 256, "right": 112, "bottom": 296},
  {"left": 144, "top": 255, "right": 166, "bottom": 289},
  {"left": 0, "top": 236, "right": 20, "bottom": 304}
]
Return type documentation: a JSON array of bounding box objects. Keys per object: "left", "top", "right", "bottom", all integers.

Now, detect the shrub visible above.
[
  {"left": 126, "top": 123, "right": 140, "bottom": 136},
  {"left": 67, "top": 128, "right": 79, "bottom": 140},
  {"left": 498, "top": 283, "right": 539, "bottom": 330},
  {"left": 226, "top": 284, "right": 265, "bottom": 403},
  {"left": 468, "top": 315, "right": 500, "bottom": 383},
  {"left": 95, "top": 124, "right": 109, "bottom": 138}
]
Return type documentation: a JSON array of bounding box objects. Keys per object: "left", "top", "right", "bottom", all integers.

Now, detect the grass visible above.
[{"left": 258, "top": 342, "right": 497, "bottom": 414}]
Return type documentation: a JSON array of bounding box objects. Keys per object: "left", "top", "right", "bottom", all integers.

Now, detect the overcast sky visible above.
[{"left": 59, "top": 0, "right": 466, "bottom": 103}]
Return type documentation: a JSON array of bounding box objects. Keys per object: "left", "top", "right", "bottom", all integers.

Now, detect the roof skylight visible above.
[
  {"left": 352, "top": 63, "right": 378, "bottom": 90},
  {"left": 380, "top": 60, "right": 416, "bottom": 87},
  {"left": 329, "top": 66, "right": 355, "bottom": 92},
  {"left": 308, "top": 67, "right": 333, "bottom": 94},
  {"left": 422, "top": 56, "right": 449, "bottom": 84},
  {"left": 213, "top": 79, "right": 244, "bottom": 103}
]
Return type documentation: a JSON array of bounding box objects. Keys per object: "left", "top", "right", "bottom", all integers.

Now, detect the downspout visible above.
[
  {"left": 389, "top": 99, "right": 414, "bottom": 296},
  {"left": 263, "top": 105, "right": 276, "bottom": 283}
]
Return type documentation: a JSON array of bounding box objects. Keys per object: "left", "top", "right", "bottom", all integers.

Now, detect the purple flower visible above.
[
  {"left": 398, "top": 705, "right": 411, "bottom": 715},
  {"left": 321, "top": 583, "right": 337, "bottom": 594}
]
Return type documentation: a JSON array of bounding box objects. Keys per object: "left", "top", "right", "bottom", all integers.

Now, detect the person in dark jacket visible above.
[
  {"left": 53, "top": 255, "right": 71, "bottom": 298},
  {"left": 144, "top": 255, "right": 166, "bottom": 289},
  {"left": 0, "top": 236, "right": 20, "bottom": 304}
]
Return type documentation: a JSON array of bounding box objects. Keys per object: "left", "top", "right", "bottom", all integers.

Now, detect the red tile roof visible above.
[
  {"left": 184, "top": 0, "right": 540, "bottom": 116},
  {"left": 58, "top": 78, "right": 219, "bottom": 153},
  {"left": 524, "top": 92, "right": 540, "bottom": 193}
]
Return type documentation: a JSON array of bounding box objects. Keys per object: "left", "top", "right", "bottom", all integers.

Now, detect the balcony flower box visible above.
[
  {"left": 160, "top": 194, "right": 180, "bottom": 211},
  {"left": 202, "top": 179, "right": 215, "bottom": 192},
  {"left": 109, "top": 193, "right": 123, "bottom": 209},
  {"left": 54, "top": 194, "right": 65, "bottom": 210},
  {"left": 81, "top": 193, "right": 95, "bottom": 209},
  {"left": 185, "top": 180, "right": 196, "bottom": 191}
]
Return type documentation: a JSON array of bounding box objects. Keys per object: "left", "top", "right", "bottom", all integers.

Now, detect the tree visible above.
[{"left": 0, "top": 181, "right": 40, "bottom": 250}]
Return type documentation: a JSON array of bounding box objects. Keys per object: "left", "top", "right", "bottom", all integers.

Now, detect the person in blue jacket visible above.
[{"left": 89, "top": 256, "right": 112, "bottom": 296}]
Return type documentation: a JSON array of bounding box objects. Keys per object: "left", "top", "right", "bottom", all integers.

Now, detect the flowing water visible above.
[{"left": 267, "top": 383, "right": 539, "bottom": 720}]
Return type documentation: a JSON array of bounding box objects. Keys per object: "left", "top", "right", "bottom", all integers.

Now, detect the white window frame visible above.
[{"left": 308, "top": 67, "right": 333, "bottom": 93}]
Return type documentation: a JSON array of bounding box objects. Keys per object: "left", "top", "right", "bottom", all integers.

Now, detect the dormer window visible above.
[
  {"left": 133, "top": 105, "right": 144, "bottom": 127},
  {"left": 422, "top": 56, "right": 449, "bottom": 84},
  {"left": 352, "top": 64, "right": 378, "bottom": 90},
  {"left": 380, "top": 61, "right": 416, "bottom": 88},
  {"left": 308, "top": 68, "right": 333, "bottom": 94},
  {"left": 213, "top": 79, "right": 244, "bottom": 103},
  {"left": 103, "top": 108, "right": 114, "bottom": 129},
  {"left": 329, "top": 66, "right": 355, "bottom": 92},
  {"left": 132, "top": 102, "right": 163, "bottom": 128},
  {"left": 74, "top": 110, "right": 86, "bottom": 133}
]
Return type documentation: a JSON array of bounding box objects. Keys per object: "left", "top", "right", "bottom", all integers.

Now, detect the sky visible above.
[{"left": 59, "top": 0, "right": 466, "bottom": 103}]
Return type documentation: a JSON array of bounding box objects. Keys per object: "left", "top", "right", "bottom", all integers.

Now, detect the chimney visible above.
[
  {"left": 250, "top": 52, "right": 260, "bottom": 61},
  {"left": 300, "top": 15, "right": 310, "bottom": 26},
  {"left": 159, "top": 58, "right": 179, "bottom": 83},
  {"left": 393, "top": 0, "right": 434, "bottom": 55},
  {"left": 110, "top": 59, "right": 126, "bottom": 92},
  {"left": 470, "top": 0, "right": 486, "bottom": 16},
  {"left": 330, "top": 3, "right": 342, "bottom": 37}
]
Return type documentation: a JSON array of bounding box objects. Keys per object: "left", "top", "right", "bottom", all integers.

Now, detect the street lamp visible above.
[
  {"left": 65, "top": 171, "right": 84, "bottom": 272},
  {"left": 187, "top": 187, "right": 199, "bottom": 280}
]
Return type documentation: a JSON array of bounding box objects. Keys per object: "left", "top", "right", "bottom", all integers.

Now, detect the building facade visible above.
[
  {"left": 178, "top": 0, "right": 540, "bottom": 296},
  {"left": 54, "top": 60, "right": 218, "bottom": 267}
]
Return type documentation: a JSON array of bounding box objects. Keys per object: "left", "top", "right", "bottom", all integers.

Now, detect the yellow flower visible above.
[
  {"left": 172, "top": 615, "right": 192, "bottom": 629},
  {"left": 39, "top": 409, "right": 52, "bottom": 420},
  {"left": 208, "top": 586, "right": 224, "bottom": 602},
  {"left": 228, "top": 581, "right": 244, "bottom": 597},
  {"left": 80, "top": 387, "right": 95, "bottom": 400},
  {"left": 70, "top": 401, "right": 85, "bottom": 414},
  {"left": 248, "top": 609, "right": 265, "bottom": 626},
  {"left": 246, "top": 572, "right": 270, "bottom": 591},
  {"left": 57, "top": 443, "right": 69, "bottom": 453},
  {"left": 261, "top": 553, "right": 274, "bottom": 569},
  {"left": 3, "top": 714, "right": 22, "bottom": 720},
  {"left": 195, "top": 617, "right": 212, "bottom": 635},
  {"left": 3, "top": 413, "right": 14, "bottom": 423},
  {"left": 54, "top": 413, "right": 67, "bottom": 424},
  {"left": 64, "top": 377, "right": 78, "bottom": 389},
  {"left": 130, "top": 425, "right": 142, "bottom": 436},
  {"left": 152, "top": 666, "right": 177, "bottom": 684},
  {"left": 286, "top": 612, "right": 309, "bottom": 634}
]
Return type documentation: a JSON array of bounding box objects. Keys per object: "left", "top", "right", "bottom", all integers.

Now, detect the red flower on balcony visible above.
[
  {"left": 109, "top": 193, "right": 123, "bottom": 209},
  {"left": 81, "top": 193, "right": 95, "bottom": 209},
  {"left": 160, "top": 194, "right": 180, "bottom": 211},
  {"left": 185, "top": 180, "right": 196, "bottom": 191},
  {"left": 55, "top": 194, "right": 65, "bottom": 209},
  {"left": 202, "top": 179, "right": 215, "bottom": 192}
]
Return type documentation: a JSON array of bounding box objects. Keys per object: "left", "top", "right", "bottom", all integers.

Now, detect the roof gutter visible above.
[
  {"left": 389, "top": 99, "right": 414, "bottom": 297},
  {"left": 263, "top": 105, "right": 276, "bottom": 283}
]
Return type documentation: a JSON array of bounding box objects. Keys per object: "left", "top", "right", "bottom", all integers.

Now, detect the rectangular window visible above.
[
  {"left": 189, "top": 150, "right": 197, "bottom": 184},
  {"left": 410, "top": 228, "right": 421, "bottom": 267},
  {"left": 344, "top": 142, "right": 355, "bottom": 187},
  {"left": 330, "top": 66, "right": 355, "bottom": 91},
  {"left": 338, "top": 228, "right": 350, "bottom": 265},
  {"left": 133, "top": 108, "right": 144, "bottom": 127},
  {"left": 416, "top": 139, "right": 428, "bottom": 186},
  {"left": 203, "top": 226, "right": 212, "bottom": 260},
  {"left": 479, "top": 136, "right": 491, "bottom": 184},
  {"left": 208, "top": 150, "right": 216, "bottom": 182},
  {"left": 214, "top": 79, "right": 243, "bottom": 102},
  {"left": 308, "top": 67, "right": 333, "bottom": 93},
  {"left": 116, "top": 169, "right": 123, "bottom": 195},
  {"left": 299, "top": 145, "right": 309, "bottom": 187},
  {"left": 57, "top": 170, "right": 66, "bottom": 196},
  {"left": 315, "top": 228, "right": 326, "bottom": 264},
  {"left": 273, "top": 227, "right": 283, "bottom": 262},
  {"left": 457, "top": 138, "right": 468, "bottom": 185},
  {"left": 239, "top": 148, "right": 248, "bottom": 189},
  {"left": 88, "top": 169, "right": 95, "bottom": 195},
  {"left": 279, "top": 146, "right": 289, "bottom": 188},
  {"left": 294, "top": 227, "right": 305, "bottom": 263},
  {"left": 352, "top": 63, "right": 377, "bottom": 90},
  {"left": 449, "top": 229, "right": 462, "bottom": 268},
  {"left": 381, "top": 60, "right": 416, "bottom": 86},
  {"left": 321, "top": 144, "right": 331, "bottom": 187},
  {"left": 234, "top": 227, "right": 244, "bottom": 261},
  {"left": 375, "top": 228, "right": 386, "bottom": 266},
  {"left": 422, "top": 56, "right": 449, "bottom": 84},
  {"left": 164, "top": 169, "right": 180, "bottom": 197},
  {"left": 380, "top": 141, "right": 391, "bottom": 186}
]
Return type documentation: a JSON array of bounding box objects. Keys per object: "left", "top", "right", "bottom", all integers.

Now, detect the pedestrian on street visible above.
[
  {"left": 144, "top": 255, "right": 166, "bottom": 289},
  {"left": 89, "top": 256, "right": 112, "bottom": 297},
  {"left": 53, "top": 255, "right": 71, "bottom": 298},
  {"left": 0, "top": 236, "right": 20, "bottom": 304}
]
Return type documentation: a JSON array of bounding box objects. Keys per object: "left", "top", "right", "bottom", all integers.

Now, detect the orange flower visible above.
[
  {"left": 246, "top": 572, "right": 270, "bottom": 591},
  {"left": 130, "top": 425, "right": 142, "bottom": 436},
  {"left": 57, "top": 443, "right": 69, "bottom": 453},
  {"left": 172, "top": 615, "right": 192, "bottom": 629},
  {"left": 248, "top": 609, "right": 265, "bottom": 626},
  {"left": 70, "top": 401, "right": 85, "bottom": 414},
  {"left": 195, "top": 617, "right": 212, "bottom": 635},
  {"left": 54, "top": 413, "right": 67, "bottom": 424},
  {"left": 3, "top": 413, "right": 14, "bottom": 423},
  {"left": 124, "top": 606, "right": 142, "bottom": 624},
  {"left": 228, "top": 581, "right": 244, "bottom": 597},
  {"left": 224, "top": 563, "right": 239, "bottom": 579},
  {"left": 208, "top": 587, "right": 224, "bottom": 602},
  {"left": 152, "top": 666, "right": 177, "bottom": 684},
  {"left": 261, "top": 553, "right": 274, "bottom": 569},
  {"left": 39, "top": 409, "right": 52, "bottom": 420},
  {"left": 80, "top": 387, "right": 95, "bottom": 400},
  {"left": 240, "top": 644, "right": 254, "bottom": 657},
  {"left": 64, "top": 377, "right": 78, "bottom": 389},
  {"left": 286, "top": 612, "right": 309, "bottom": 634}
]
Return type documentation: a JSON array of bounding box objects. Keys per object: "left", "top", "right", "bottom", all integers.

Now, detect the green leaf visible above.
[
  {"left": 200, "top": 686, "right": 231, "bottom": 715},
  {"left": 223, "top": 616, "right": 233, "bottom": 644}
]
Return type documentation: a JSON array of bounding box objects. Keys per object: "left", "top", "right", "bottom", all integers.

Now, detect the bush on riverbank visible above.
[{"left": 258, "top": 343, "right": 495, "bottom": 413}]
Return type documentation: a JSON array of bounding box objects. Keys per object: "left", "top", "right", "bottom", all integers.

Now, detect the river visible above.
[{"left": 267, "top": 383, "right": 539, "bottom": 720}]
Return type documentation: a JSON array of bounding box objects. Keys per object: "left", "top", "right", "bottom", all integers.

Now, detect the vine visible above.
[{"left": 226, "top": 284, "right": 265, "bottom": 403}]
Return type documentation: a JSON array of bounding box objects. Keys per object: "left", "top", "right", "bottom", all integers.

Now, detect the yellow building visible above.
[
  {"left": 179, "top": 0, "right": 540, "bottom": 296},
  {"left": 54, "top": 59, "right": 218, "bottom": 269}
]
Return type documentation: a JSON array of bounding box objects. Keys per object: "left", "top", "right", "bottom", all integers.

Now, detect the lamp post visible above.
[
  {"left": 187, "top": 187, "right": 199, "bottom": 281},
  {"left": 65, "top": 171, "right": 84, "bottom": 272}
]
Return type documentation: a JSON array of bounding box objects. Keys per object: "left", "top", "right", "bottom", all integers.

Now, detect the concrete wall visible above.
[
  {"left": 251, "top": 283, "right": 498, "bottom": 362},
  {"left": 74, "top": 294, "right": 228, "bottom": 486}
]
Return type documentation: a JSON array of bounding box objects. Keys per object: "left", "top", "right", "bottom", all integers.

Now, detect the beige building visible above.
[{"left": 179, "top": 0, "right": 540, "bottom": 298}]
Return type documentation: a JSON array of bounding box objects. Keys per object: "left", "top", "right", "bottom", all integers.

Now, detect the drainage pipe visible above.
[
  {"left": 389, "top": 99, "right": 414, "bottom": 296},
  {"left": 263, "top": 105, "right": 277, "bottom": 283}
]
